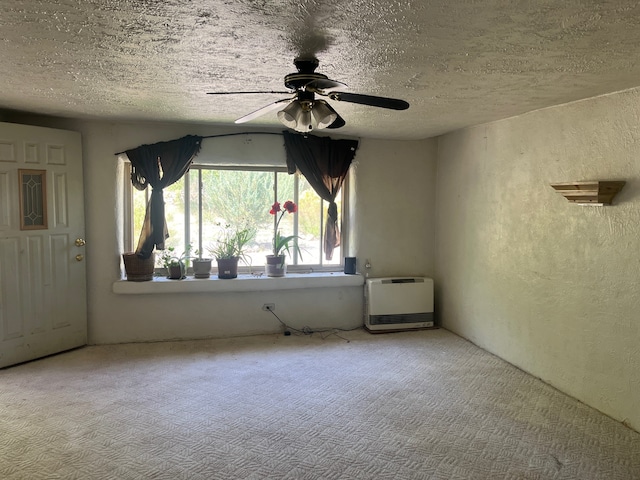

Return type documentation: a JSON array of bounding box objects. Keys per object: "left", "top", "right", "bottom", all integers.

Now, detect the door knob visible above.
[
  {"left": 75, "top": 238, "right": 86, "bottom": 247},
  {"left": 75, "top": 254, "right": 84, "bottom": 262}
]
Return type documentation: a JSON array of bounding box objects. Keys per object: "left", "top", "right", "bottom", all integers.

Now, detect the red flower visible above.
[
  {"left": 269, "top": 200, "right": 301, "bottom": 258},
  {"left": 269, "top": 202, "right": 281, "bottom": 215},
  {"left": 283, "top": 200, "right": 297, "bottom": 213}
]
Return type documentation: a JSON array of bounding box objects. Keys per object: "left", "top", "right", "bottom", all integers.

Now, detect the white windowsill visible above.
[{"left": 113, "top": 272, "right": 364, "bottom": 294}]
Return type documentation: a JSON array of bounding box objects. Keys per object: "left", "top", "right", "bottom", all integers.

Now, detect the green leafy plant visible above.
[
  {"left": 208, "top": 224, "right": 254, "bottom": 262},
  {"left": 269, "top": 200, "right": 302, "bottom": 260},
  {"left": 159, "top": 245, "right": 192, "bottom": 269}
]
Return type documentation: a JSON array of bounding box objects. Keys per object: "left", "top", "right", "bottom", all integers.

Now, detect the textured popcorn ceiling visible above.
[{"left": 2, "top": 0, "right": 640, "bottom": 139}]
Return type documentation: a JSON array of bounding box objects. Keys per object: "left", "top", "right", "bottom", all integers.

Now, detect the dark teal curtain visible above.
[
  {"left": 126, "top": 135, "right": 202, "bottom": 259},
  {"left": 283, "top": 131, "right": 358, "bottom": 260}
]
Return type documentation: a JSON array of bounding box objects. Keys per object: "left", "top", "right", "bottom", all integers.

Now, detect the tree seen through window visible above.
[{"left": 132, "top": 166, "right": 341, "bottom": 270}]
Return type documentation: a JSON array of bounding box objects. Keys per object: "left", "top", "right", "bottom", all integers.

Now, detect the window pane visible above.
[
  {"left": 130, "top": 166, "right": 343, "bottom": 271},
  {"left": 275, "top": 172, "right": 297, "bottom": 263},
  {"left": 161, "top": 178, "right": 187, "bottom": 262},
  {"left": 132, "top": 187, "right": 147, "bottom": 251},
  {"left": 198, "top": 169, "right": 274, "bottom": 269},
  {"left": 188, "top": 170, "right": 201, "bottom": 255},
  {"left": 297, "top": 176, "right": 322, "bottom": 265},
  {"left": 295, "top": 175, "right": 342, "bottom": 266}
]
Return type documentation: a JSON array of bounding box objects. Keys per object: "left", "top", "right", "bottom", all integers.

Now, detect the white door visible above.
[{"left": 0, "top": 122, "right": 86, "bottom": 368}]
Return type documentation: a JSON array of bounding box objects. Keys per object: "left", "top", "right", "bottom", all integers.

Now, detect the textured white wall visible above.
[
  {"left": 84, "top": 122, "right": 361, "bottom": 343},
  {"left": 349, "top": 138, "right": 437, "bottom": 279},
  {"left": 435, "top": 89, "right": 640, "bottom": 431},
  {"left": 0, "top": 116, "right": 435, "bottom": 344}
]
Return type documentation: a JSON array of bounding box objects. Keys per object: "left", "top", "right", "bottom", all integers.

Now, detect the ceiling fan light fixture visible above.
[
  {"left": 278, "top": 100, "right": 314, "bottom": 132},
  {"left": 277, "top": 101, "right": 300, "bottom": 129},
  {"left": 277, "top": 100, "right": 337, "bottom": 132},
  {"left": 312, "top": 100, "right": 338, "bottom": 129},
  {"left": 294, "top": 108, "right": 313, "bottom": 132}
]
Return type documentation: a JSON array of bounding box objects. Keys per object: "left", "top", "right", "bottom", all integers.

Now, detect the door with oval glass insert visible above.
[{"left": 0, "top": 122, "right": 86, "bottom": 368}]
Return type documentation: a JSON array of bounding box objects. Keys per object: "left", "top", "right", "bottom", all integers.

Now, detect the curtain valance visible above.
[
  {"left": 282, "top": 131, "right": 358, "bottom": 260},
  {"left": 125, "top": 135, "right": 203, "bottom": 259}
]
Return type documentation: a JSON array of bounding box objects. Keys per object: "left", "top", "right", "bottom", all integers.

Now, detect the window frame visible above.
[{"left": 122, "top": 162, "right": 348, "bottom": 275}]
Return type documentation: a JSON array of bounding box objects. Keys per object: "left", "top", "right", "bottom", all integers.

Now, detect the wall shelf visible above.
[{"left": 550, "top": 181, "right": 625, "bottom": 206}]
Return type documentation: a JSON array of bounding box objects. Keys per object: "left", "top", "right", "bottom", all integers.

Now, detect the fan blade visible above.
[
  {"left": 327, "top": 114, "right": 346, "bottom": 129},
  {"left": 328, "top": 92, "right": 409, "bottom": 110},
  {"left": 316, "top": 101, "right": 345, "bottom": 129},
  {"left": 207, "top": 90, "right": 291, "bottom": 95},
  {"left": 234, "top": 97, "right": 294, "bottom": 124}
]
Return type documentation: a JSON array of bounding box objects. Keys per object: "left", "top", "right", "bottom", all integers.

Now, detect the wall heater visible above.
[{"left": 364, "top": 277, "right": 434, "bottom": 332}]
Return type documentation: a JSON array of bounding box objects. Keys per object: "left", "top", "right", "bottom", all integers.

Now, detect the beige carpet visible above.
[{"left": 1, "top": 328, "right": 639, "bottom": 480}]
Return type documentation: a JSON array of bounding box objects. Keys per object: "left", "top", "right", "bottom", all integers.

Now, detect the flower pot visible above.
[
  {"left": 217, "top": 257, "right": 239, "bottom": 279},
  {"left": 193, "top": 258, "right": 212, "bottom": 278},
  {"left": 265, "top": 254, "right": 286, "bottom": 277},
  {"left": 168, "top": 264, "right": 183, "bottom": 279},
  {"left": 122, "top": 252, "right": 155, "bottom": 281}
]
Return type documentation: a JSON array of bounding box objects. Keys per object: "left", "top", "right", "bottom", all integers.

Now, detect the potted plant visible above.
[
  {"left": 266, "top": 200, "right": 302, "bottom": 277},
  {"left": 192, "top": 250, "right": 212, "bottom": 279},
  {"left": 159, "top": 245, "right": 192, "bottom": 280},
  {"left": 122, "top": 251, "right": 155, "bottom": 281},
  {"left": 208, "top": 225, "right": 254, "bottom": 279}
]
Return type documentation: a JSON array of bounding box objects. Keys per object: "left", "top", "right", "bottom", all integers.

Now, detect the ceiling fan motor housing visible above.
[
  {"left": 284, "top": 72, "right": 329, "bottom": 90},
  {"left": 294, "top": 58, "right": 319, "bottom": 73},
  {"left": 284, "top": 57, "right": 326, "bottom": 90}
]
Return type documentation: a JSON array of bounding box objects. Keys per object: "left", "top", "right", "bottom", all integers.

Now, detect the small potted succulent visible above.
[
  {"left": 159, "top": 245, "right": 192, "bottom": 280},
  {"left": 208, "top": 225, "right": 254, "bottom": 279}
]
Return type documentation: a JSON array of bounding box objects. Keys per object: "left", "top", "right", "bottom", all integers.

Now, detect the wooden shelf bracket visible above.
[{"left": 550, "top": 181, "right": 625, "bottom": 206}]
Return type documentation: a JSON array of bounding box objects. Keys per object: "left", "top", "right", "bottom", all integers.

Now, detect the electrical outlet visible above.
[{"left": 262, "top": 303, "right": 275, "bottom": 311}]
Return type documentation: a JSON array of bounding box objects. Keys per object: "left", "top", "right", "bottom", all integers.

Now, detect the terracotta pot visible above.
[
  {"left": 265, "top": 255, "right": 286, "bottom": 277},
  {"left": 193, "top": 258, "right": 212, "bottom": 278},
  {"left": 217, "top": 257, "right": 239, "bottom": 279}
]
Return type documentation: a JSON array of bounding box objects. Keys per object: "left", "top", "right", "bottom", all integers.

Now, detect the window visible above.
[{"left": 125, "top": 163, "right": 345, "bottom": 273}]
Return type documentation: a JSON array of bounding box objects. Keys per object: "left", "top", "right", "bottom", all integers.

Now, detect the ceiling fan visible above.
[{"left": 206, "top": 57, "right": 410, "bottom": 133}]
